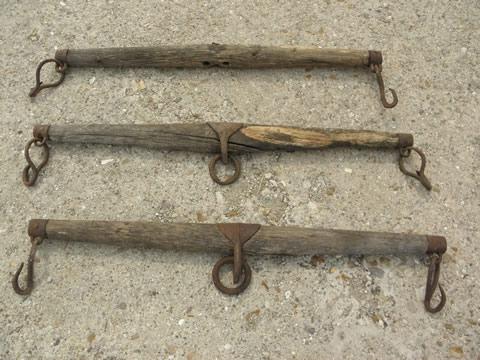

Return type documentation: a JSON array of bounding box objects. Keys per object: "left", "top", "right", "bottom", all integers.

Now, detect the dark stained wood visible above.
[
  {"left": 46, "top": 220, "right": 231, "bottom": 253},
  {"left": 46, "top": 123, "right": 413, "bottom": 153},
  {"left": 44, "top": 220, "right": 429, "bottom": 256},
  {"left": 48, "top": 123, "right": 224, "bottom": 153},
  {"left": 55, "top": 45, "right": 371, "bottom": 69}
]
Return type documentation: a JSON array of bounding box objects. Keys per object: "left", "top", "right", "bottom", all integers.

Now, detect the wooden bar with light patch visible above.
[{"left": 22, "top": 122, "right": 431, "bottom": 189}]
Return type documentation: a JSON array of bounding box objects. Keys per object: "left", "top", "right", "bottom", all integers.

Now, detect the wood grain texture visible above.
[
  {"left": 235, "top": 126, "right": 413, "bottom": 150},
  {"left": 43, "top": 220, "right": 429, "bottom": 256},
  {"left": 46, "top": 123, "right": 412, "bottom": 153},
  {"left": 55, "top": 45, "right": 371, "bottom": 68}
]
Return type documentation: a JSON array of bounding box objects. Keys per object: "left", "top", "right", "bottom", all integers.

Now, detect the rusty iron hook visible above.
[
  {"left": 12, "top": 237, "right": 43, "bottom": 295},
  {"left": 424, "top": 253, "right": 446, "bottom": 313},
  {"left": 372, "top": 64, "right": 398, "bottom": 108},
  {"left": 23, "top": 136, "right": 50, "bottom": 187},
  {"left": 399, "top": 146, "right": 432, "bottom": 190},
  {"left": 29, "top": 58, "right": 67, "bottom": 97}
]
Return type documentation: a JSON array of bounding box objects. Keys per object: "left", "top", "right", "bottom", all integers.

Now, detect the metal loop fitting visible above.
[
  {"left": 399, "top": 146, "right": 432, "bottom": 190},
  {"left": 12, "top": 237, "right": 43, "bottom": 295},
  {"left": 209, "top": 154, "right": 241, "bottom": 185},
  {"left": 212, "top": 223, "right": 260, "bottom": 295},
  {"left": 371, "top": 64, "right": 398, "bottom": 108},
  {"left": 23, "top": 135, "right": 50, "bottom": 187},
  {"left": 207, "top": 123, "right": 244, "bottom": 185},
  {"left": 212, "top": 256, "right": 252, "bottom": 295},
  {"left": 424, "top": 253, "right": 446, "bottom": 313},
  {"left": 29, "top": 58, "right": 67, "bottom": 97}
]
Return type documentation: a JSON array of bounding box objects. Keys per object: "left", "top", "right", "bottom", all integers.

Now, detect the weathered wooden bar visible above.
[
  {"left": 43, "top": 123, "right": 413, "bottom": 153},
  {"left": 54, "top": 45, "right": 374, "bottom": 69},
  {"left": 30, "top": 219, "right": 444, "bottom": 256},
  {"left": 30, "top": 45, "right": 397, "bottom": 107},
  {"left": 24, "top": 122, "right": 430, "bottom": 189},
  {"left": 14, "top": 219, "right": 447, "bottom": 312}
]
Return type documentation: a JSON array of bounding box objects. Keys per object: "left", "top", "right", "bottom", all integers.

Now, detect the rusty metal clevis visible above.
[
  {"left": 13, "top": 219, "right": 447, "bottom": 313},
  {"left": 22, "top": 123, "right": 431, "bottom": 190},
  {"left": 28, "top": 44, "right": 397, "bottom": 108}
]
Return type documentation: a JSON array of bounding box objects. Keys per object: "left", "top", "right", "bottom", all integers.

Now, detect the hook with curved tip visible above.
[
  {"left": 29, "top": 58, "right": 67, "bottom": 97},
  {"left": 12, "top": 237, "right": 42, "bottom": 295},
  {"left": 398, "top": 146, "right": 432, "bottom": 190},
  {"left": 372, "top": 64, "right": 398, "bottom": 108},
  {"left": 424, "top": 253, "right": 446, "bottom": 313}
]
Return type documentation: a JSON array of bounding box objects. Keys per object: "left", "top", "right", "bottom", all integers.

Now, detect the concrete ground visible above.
[{"left": 1, "top": 1, "right": 479, "bottom": 359}]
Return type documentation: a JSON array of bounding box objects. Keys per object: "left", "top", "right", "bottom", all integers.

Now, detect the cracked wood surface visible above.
[{"left": 46, "top": 123, "right": 412, "bottom": 153}]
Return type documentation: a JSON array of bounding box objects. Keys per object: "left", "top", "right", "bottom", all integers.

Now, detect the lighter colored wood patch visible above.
[
  {"left": 242, "top": 126, "right": 333, "bottom": 148},
  {"left": 242, "top": 126, "right": 393, "bottom": 148}
]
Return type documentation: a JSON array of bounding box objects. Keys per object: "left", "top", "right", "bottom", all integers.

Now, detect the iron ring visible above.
[
  {"left": 212, "top": 255, "right": 251, "bottom": 295},
  {"left": 208, "top": 154, "right": 241, "bottom": 185}
]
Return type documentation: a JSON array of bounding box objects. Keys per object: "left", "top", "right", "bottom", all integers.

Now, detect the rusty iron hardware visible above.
[
  {"left": 29, "top": 45, "right": 397, "bottom": 108},
  {"left": 29, "top": 59, "right": 67, "bottom": 97},
  {"left": 398, "top": 146, "right": 432, "bottom": 190},
  {"left": 370, "top": 63, "right": 398, "bottom": 108},
  {"left": 22, "top": 125, "right": 50, "bottom": 186},
  {"left": 212, "top": 223, "right": 260, "bottom": 294},
  {"left": 12, "top": 236, "right": 43, "bottom": 295},
  {"left": 424, "top": 253, "right": 446, "bottom": 313},
  {"left": 21, "top": 123, "right": 431, "bottom": 190},
  {"left": 207, "top": 123, "right": 243, "bottom": 185},
  {"left": 13, "top": 219, "right": 447, "bottom": 313}
]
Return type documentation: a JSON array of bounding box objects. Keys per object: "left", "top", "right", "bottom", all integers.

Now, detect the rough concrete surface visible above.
[{"left": 1, "top": 0, "right": 479, "bottom": 359}]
